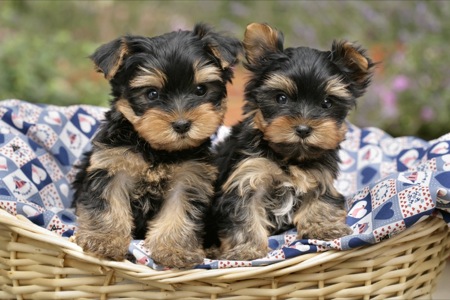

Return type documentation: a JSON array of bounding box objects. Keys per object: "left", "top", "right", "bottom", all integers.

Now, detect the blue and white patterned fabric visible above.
[
  {"left": 0, "top": 100, "right": 449, "bottom": 270},
  {"left": 0, "top": 100, "right": 105, "bottom": 238}
]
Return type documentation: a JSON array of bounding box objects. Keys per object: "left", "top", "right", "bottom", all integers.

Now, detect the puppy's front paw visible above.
[
  {"left": 220, "top": 244, "right": 269, "bottom": 261},
  {"left": 75, "top": 230, "right": 131, "bottom": 261},
  {"left": 328, "top": 222, "right": 353, "bottom": 239},
  {"left": 306, "top": 223, "right": 353, "bottom": 240},
  {"left": 145, "top": 240, "right": 205, "bottom": 268},
  {"left": 295, "top": 199, "right": 352, "bottom": 241},
  {"left": 297, "top": 218, "right": 353, "bottom": 241}
]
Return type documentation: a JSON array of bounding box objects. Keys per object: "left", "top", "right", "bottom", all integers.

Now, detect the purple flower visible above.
[
  {"left": 392, "top": 75, "right": 410, "bottom": 92},
  {"left": 420, "top": 106, "right": 435, "bottom": 121},
  {"left": 380, "top": 88, "right": 398, "bottom": 118}
]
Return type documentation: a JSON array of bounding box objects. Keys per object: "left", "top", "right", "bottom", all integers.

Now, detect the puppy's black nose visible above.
[
  {"left": 172, "top": 120, "right": 192, "bottom": 134},
  {"left": 296, "top": 125, "right": 312, "bottom": 138}
]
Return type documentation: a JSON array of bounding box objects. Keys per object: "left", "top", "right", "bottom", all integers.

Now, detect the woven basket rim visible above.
[{"left": 1, "top": 207, "right": 448, "bottom": 283}]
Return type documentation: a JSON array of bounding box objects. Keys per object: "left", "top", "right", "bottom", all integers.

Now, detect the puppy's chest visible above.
[
  {"left": 90, "top": 146, "right": 175, "bottom": 198},
  {"left": 133, "top": 163, "right": 174, "bottom": 199},
  {"left": 267, "top": 164, "right": 328, "bottom": 231},
  {"left": 282, "top": 164, "right": 322, "bottom": 196},
  {"left": 268, "top": 164, "right": 331, "bottom": 210}
]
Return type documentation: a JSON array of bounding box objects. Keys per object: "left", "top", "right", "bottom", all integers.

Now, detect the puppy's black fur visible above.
[
  {"left": 209, "top": 23, "right": 374, "bottom": 260},
  {"left": 72, "top": 24, "right": 241, "bottom": 268}
]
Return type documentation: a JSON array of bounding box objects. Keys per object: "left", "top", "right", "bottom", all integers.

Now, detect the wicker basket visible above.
[{"left": 1, "top": 208, "right": 449, "bottom": 300}]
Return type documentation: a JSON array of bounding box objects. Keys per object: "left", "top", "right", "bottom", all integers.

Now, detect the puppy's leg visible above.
[
  {"left": 75, "top": 170, "right": 134, "bottom": 261},
  {"left": 145, "top": 161, "right": 217, "bottom": 268},
  {"left": 292, "top": 168, "right": 352, "bottom": 240},
  {"left": 294, "top": 194, "right": 352, "bottom": 241},
  {"left": 75, "top": 147, "right": 148, "bottom": 260},
  {"left": 216, "top": 158, "right": 287, "bottom": 261}
]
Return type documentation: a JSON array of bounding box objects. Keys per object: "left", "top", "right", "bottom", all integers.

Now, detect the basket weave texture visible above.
[{"left": 1, "top": 207, "right": 449, "bottom": 300}]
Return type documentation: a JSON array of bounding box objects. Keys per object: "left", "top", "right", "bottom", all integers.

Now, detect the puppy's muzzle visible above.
[
  {"left": 295, "top": 125, "right": 312, "bottom": 139},
  {"left": 172, "top": 119, "right": 192, "bottom": 134}
]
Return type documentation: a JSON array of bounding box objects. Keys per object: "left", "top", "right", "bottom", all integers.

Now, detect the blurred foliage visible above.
[{"left": 0, "top": 0, "right": 449, "bottom": 139}]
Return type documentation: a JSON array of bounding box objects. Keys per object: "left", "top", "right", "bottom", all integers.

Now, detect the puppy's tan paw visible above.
[
  {"left": 75, "top": 230, "right": 131, "bottom": 261},
  {"left": 145, "top": 241, "right": 205, "bottom": 268},
  {"left": 220, "top": 244, "right": 269, "bottom": 261},
  {"left": 297, "top": 221, "right": 352, "bottom": 240}
]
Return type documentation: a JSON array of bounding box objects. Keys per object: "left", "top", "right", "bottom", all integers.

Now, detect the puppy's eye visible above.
[
  {"left": 276, "top": 93, "right": 288, "bottom": 104},
  {"left": 321, "top": 99, "right": 332, "bottom": 109},
  {"left": 147, "top": 89, "right": 159, "bottom": 101},
  {"left": 195, "top": 84, "right": 207, "bottom": 96}
]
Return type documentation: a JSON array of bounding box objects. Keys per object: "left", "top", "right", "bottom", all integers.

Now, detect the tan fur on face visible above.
[
  {"left": 263, "top": 116, "right": 347, "bottom": 150},
  {"left": 264, "top": 74, "right": 297, "bottom": 96},
  {"left": 130, "top": 66, "right": 167, "bottom": 89},
  {"left": 116, "top": 99, "right": 139, "bottom": 123},
  {"left": 116, "top": 99, "right": 223, "bottom": 151},
  {"left": 309, "top": 120, "right": 347, "bottom": 150},
  {"left": 194, "top": 61, "right": 223, "bottom": 84},
  {"left": 252, "top": 109, "right": 268, "bottom": 132},
  {"left": 325, "top": 76, "right": 351, "bottom": 99},
  {"left": 192, "top": 60, "right": 227, "bottom": 120}
]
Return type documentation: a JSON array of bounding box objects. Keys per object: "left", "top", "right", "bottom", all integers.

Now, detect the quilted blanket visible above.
[{"left": 0, "top": 100, "right": 449, "bottom": 270}]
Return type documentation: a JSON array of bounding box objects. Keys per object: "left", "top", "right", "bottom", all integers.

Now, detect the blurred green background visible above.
[{"left": 0, "top": 0, "right": 449, "bottom": 140}]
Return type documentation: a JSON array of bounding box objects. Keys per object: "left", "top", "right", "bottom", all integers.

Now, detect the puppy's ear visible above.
[
  {"left": 330, "top": 41, "right": 375, "bottom": 98},
  {"left": 90, "top": 37, "right": 129, "bottom": 80},
  {"left": 194, "top": 23, "right": 242, "bottom": 69},
  {"left": 243, "top": 23, "right": 284, "bottom": 65}
]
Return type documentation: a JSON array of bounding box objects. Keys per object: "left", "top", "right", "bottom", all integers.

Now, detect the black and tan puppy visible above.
[
  {"left": 211, "top": 23, "right": 374, "bottom": 260},
  {"left": 72, "top": 24, "right": 241, "bottom": 268}
]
